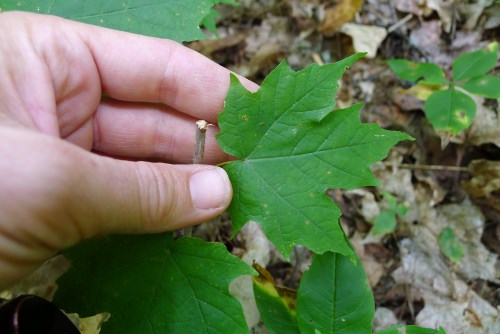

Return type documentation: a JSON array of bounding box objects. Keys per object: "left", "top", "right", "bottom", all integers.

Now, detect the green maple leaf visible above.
[
  {"left": 1, "top": 0, "right": 236, "bottom": 42},
  {"left": 217, "top": 57, "right": 413, "bottom": 259},
  {"left": 297, "top": 253, "right": 374, "bottom": 333},
  {"left": 53, "top": 234, "right": 254, "bottom": 334}
]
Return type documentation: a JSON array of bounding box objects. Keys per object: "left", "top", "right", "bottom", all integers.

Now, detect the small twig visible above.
[
  {"left": 312, "top": 53, "right": 325, "bottom": 66},
  {"left": 383, "top": 162, "right": 469, "bottom": 173},
  {"left": 194, "top": 120, "right": 209, "bottom": 164},
  {"left": 183, "top": 120, "right": 210, "bottom": 238},
  {"left": 387, "top": 13, "right": 413, "bottom": 34}
]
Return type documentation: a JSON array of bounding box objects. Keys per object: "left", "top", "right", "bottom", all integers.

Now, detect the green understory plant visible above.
[
  {"left": 388, "top": 42, "right": 500, "bottom": 135},
  {"left": 376, "top": 325, "right": 447, "bottom": 334},
  {"left": 3, "top": 1, "right": 448, "bottom": 333},
  {"left": 438, "top": 226, "right": 465, "bottom": 264},
  {"left": 371, "top": 192, "right": 408, "bottom": 236}
]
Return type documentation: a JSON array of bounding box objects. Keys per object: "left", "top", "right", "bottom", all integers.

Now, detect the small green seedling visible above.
[
  {"left": 388, "top": 42, "right": 500, "bottom": 135},
  {"left": 372, "top": 192, "right": 408, "bottom": 236},
  {"left": 376, "top": 324, "right": 447, "bottom": 334},
  {"left": 439, "top": 226, "right": 465, "bottom": 264}
]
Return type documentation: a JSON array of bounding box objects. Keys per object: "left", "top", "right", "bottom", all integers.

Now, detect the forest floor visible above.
[{"left": 189, "top": 1, "right": 500, "bottom": 333}]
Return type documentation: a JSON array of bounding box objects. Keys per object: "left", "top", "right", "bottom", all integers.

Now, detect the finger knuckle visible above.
[{"left": 134, "top": 162, "right": 179, "bottom": 231}]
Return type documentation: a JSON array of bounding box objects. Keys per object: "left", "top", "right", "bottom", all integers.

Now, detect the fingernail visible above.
[{"left": 190, "top": 167, "right": 231, "bottom": 210}]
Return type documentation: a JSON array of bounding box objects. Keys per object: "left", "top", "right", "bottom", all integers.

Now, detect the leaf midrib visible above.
[
  {"left": 246, "top": 69, "right": 337, "bottom": 158},
  {"left": 246, "top": 161, "right": 332, "bottom": 248},
  {"left": 69, "top": 3, "right": 178, "bottom": 20},
  {"left": 246, "top": 140, "right": 374, "bottom": 162}
]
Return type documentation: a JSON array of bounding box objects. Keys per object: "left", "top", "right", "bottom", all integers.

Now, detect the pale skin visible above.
[{"left": 0, "top": 12, "right": 258, "bottom": 289}]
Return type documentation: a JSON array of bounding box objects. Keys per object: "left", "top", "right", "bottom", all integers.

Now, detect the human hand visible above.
[{"left": 0, "top": 11, "right": 257, "bottom": 288}]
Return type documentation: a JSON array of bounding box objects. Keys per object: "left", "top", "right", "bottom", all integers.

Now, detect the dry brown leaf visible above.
[
  {"left": 373, "top": 151, "right": 416, "bottom": 206},
  {"left": 468, "top": 96, "right": 500, "bottom": 147},
  {"left": 463, "top": 160, "right": 500, "bottom": 212},
  {"left": 233, "top": 43, "right": 284, "bottom": 78},
  {"left": 409, "top": 20, "right": 442, "bottom": 59},
  {"left": 244, "top": 16, "right": 290, "bottom": 55},
  {"left": 230, "top": 276, "right": 261, "bottom": 330},
  {"left": 396, "top": 0, "right": 434, "bottom": 16},
  {"left": 340, "top": 23, "right": 387, "bottom": 58},
  {"left": 344, "top": 188, "right": 381, "bottom": 224},
  {"left": 350, "top": 233, "right": 385, "bottom": 287},
  {"left": 484, "top": 4, "right": 500, "bottom": 29},
  {"left": 426, "top": 0, "right": 457, "bottom": 33},
  {"left": 252, "top": 262, "right": 297, "bottom": 307},
  {"left": 459, "top": 0, "right": 494, "bottom": 30},
  {"left": 189, "top": 33, "right": 247, "bottom": 57},
  {"left": 318, "top": 0, "right": 364, "bottom": 35},
  {"left": 0, "top": 255, "right": 71, "bottom": 301},
  {"left": 66, "top": 312, "right": 110, "bottom": 334},
  {"left": 391, "top": 80, "right": 426, "bottom": 111},
  {"left": 289, "top": 0, "right": 323, "bottom": 21},
  {"left": 230, "top": 221, "right": 272, "bottom": 330}
]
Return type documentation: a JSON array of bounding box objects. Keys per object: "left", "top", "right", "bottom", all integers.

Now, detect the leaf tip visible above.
[{"left": 487, "top": 41, "right": 499, "bottom": 53}]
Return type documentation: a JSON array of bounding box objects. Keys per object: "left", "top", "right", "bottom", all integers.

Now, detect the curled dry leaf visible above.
[
  {"left": 484, "top": 4, "right": 500, "bottom": 29},
  {"left": 244, "top": 16, "right": 291, "bottom": 55},
  {"left": 66, "top": 312, "right": 110, "bottom": 334},
  {"left": 427, "top": 0, "right": 496, "bottom": 32},
  {"left": 458, "top": 0, "right": 495, "bottom": 30},
  {"left": 233, "top": 43, "right": 284, "bottom": 78},
  {"left": 350, "top": 233, "right": 385, "bottom": 287},
  {"left": 426, "top": 0, "right": 456, "bottom": 33},
  {"left": 372, "top": 152, "right": 416, "bottom": 208},
  {"left": 463, "top": 159, "right": 500, "bottom": 212},
  {"left": 252, "top": 263, "right": 299, "bottom": 333},
  {"left": 395, "top": 0, "right": 434, "bottom": 17},
  {"left": 318, "top": 0, "right": 364, "bottom": 35},
  {"left": 0, "top": 255, "right": 70, "bottom": 301},
  {"left": 340, "top": 23, "right": 387, "bottom": 58},
  {"left": 230, "top": 221, "right": 273, "bottom": 330},
  {"left": 468, "top": 96, "right": 500, "bottom": 147},
  {"left": 188, "top": 33, "right": 247, "bottom": 58},
  {"left": 344, "top": 188, "right": 381, "bottom": 224}
]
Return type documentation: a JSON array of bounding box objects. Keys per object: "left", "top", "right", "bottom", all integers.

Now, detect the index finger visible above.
[{"left": 78, "top": 20, "right": 258, "bottom": 123}]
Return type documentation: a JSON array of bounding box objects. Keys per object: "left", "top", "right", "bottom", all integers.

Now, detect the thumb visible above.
[
  {"left": 75, "top": 156, "right": 233, "bottom": 237},
  {"left": 0, "top": 129, "right": 233, "bottom": 288}
]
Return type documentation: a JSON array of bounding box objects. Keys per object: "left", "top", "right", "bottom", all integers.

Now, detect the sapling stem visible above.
[
  {"left": 194, "top": 120, "right": 209, "bottom": 164},
  {"left": 183, "top": 120, "right": 210, "bottom": 238}
]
